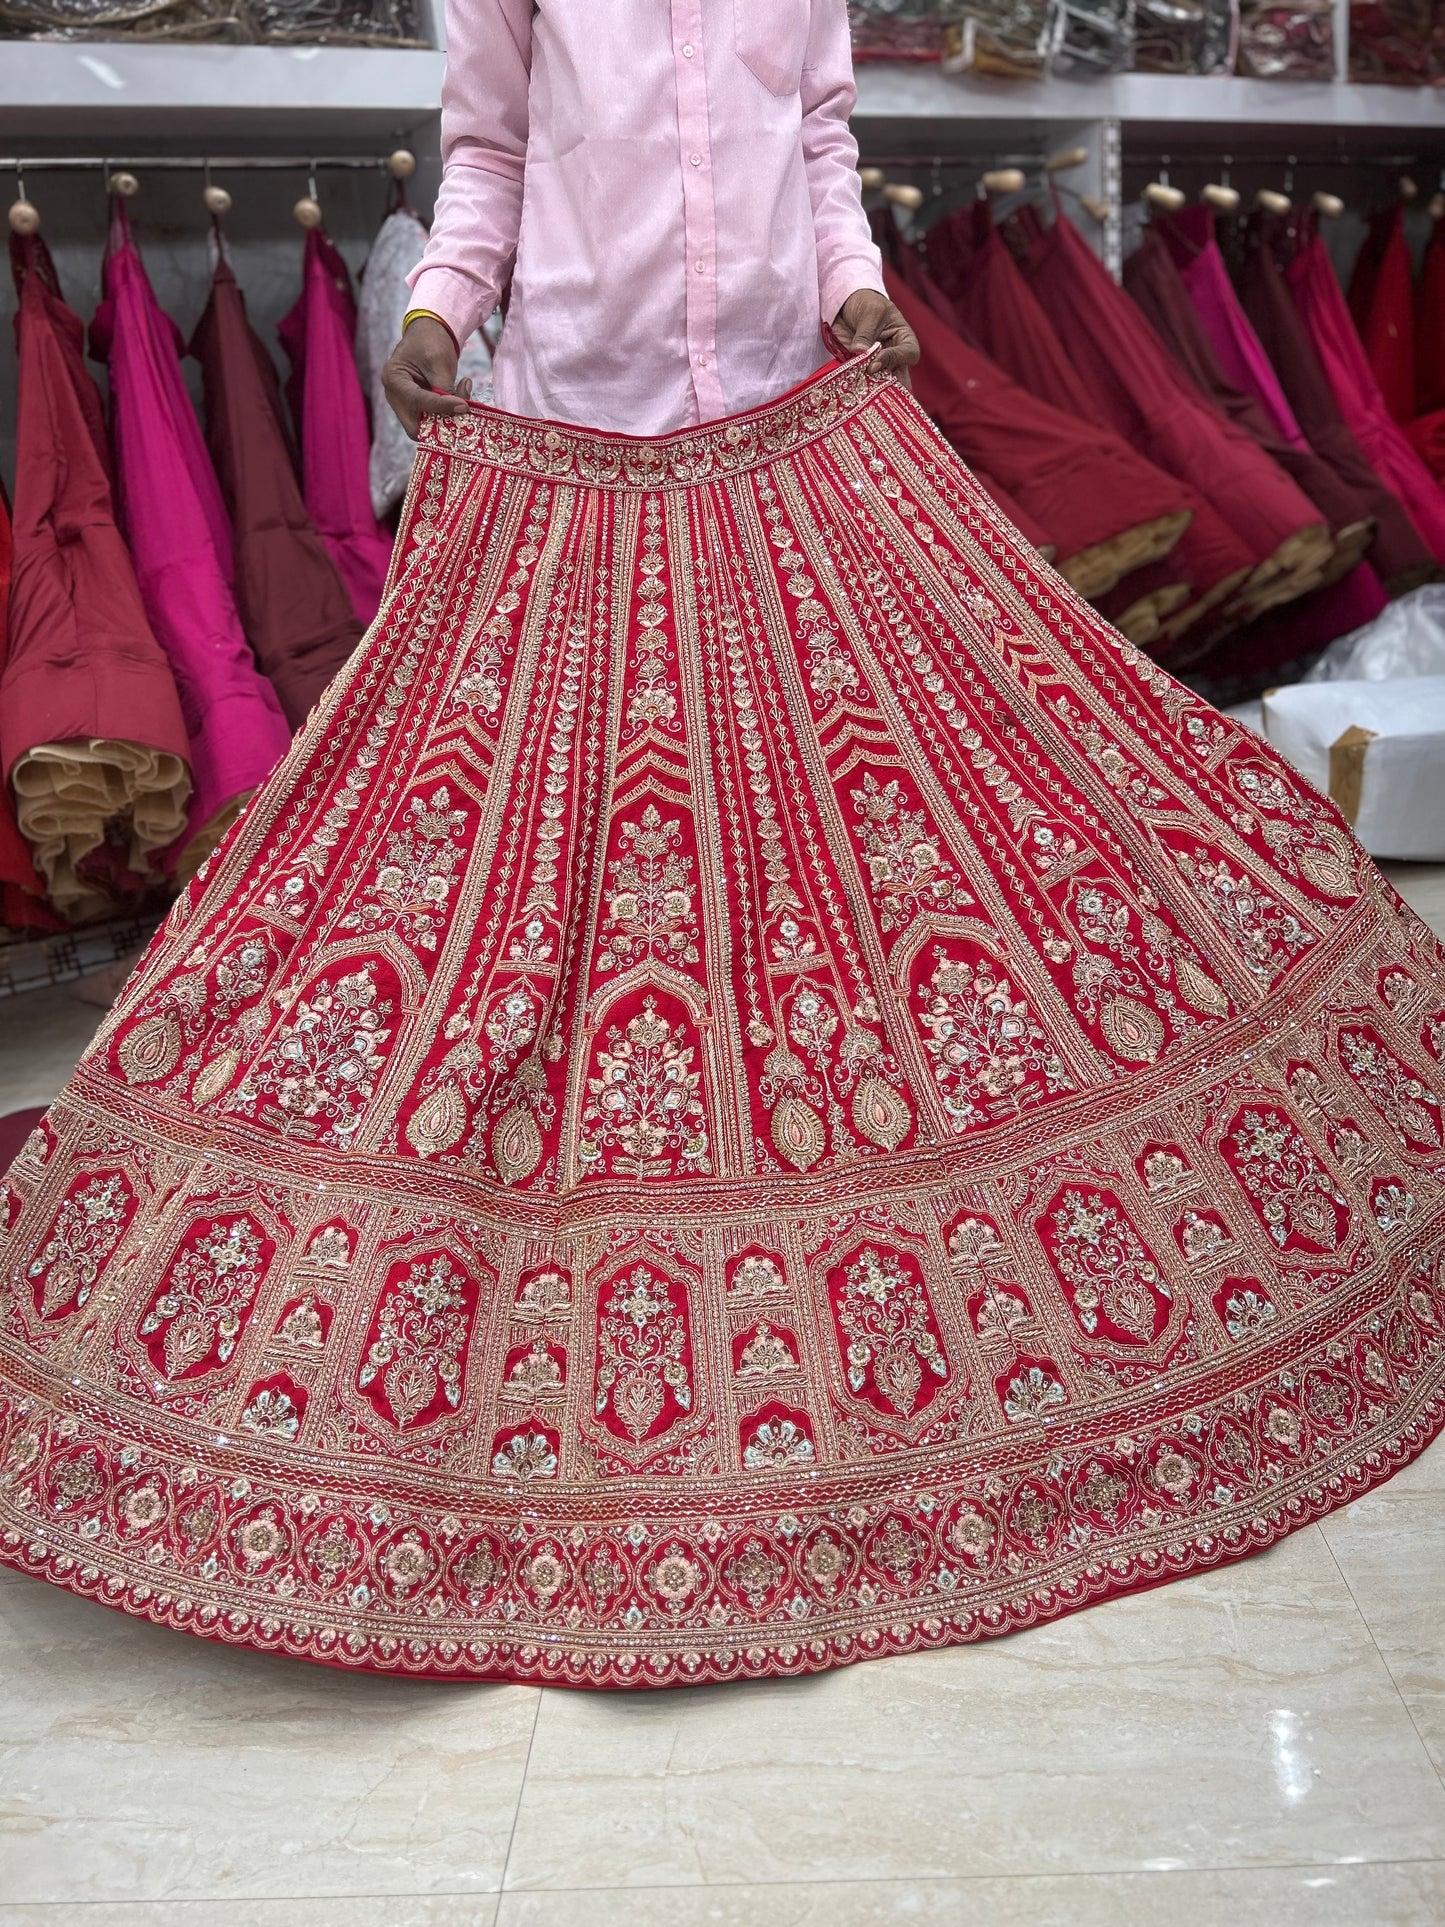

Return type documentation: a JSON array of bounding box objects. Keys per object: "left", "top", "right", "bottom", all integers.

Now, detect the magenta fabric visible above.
[
  {"left": 88, "top": 205, "right": 291, "bottom": 853},
  {"left": 279, "top": 230, "right": 393, "bottom": 629},
  {"left": 1162, "top": 208, "right": 1309, "bottom": 451},
  {"left": 1287, "top": 217, "right": 1445, "bottom": 566}
]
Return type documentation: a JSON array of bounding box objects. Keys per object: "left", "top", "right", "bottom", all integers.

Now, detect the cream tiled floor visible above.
[{"left": 2, "top": 867, "right": 1444, "bottom": 1926}]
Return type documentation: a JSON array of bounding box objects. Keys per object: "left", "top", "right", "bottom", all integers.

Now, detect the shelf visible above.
[
  {"left": 853, "top": 64, "right": 1445, "bottom": 138},
  {"left": 0, "top": 42, "right": 446, "bottom": 144},
  {"left": 1, "top": 42, "right": 1438, "bottom": 149}
]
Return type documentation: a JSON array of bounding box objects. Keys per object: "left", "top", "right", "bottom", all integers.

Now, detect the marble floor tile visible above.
[
  {"left": 0, "top": 1574, "right": 538, "bottom": 1906},
  {"left": 503, "top": 1523, "right": 1445, "bottom": 1892},
  {"left": 1318, "top": 1435, "right": 1445, "bottom": 1783},
  {"left": 0, "top": 985, "right": 102, "bottom": 1112},
  {"left": 1382, "top": 862, "right": 1445, "bottom": 940},
  {"left": 494, "top": 1860, "right": 1445, "bottom": 1927},
  {"left": 0, "top": 1904, "right": 498, "bottom": 1927}
]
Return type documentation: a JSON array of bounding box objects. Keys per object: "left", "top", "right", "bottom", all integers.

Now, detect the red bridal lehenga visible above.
[{"left": 3, "top": 358, "right": 1445, "bottom": 1688}]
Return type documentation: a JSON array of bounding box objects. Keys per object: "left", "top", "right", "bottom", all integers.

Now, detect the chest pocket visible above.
[{"left": 734, "top": 0, "right": 810, "bottom": 95}]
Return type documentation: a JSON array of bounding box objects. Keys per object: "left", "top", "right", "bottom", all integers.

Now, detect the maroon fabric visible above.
[
  {"left": 1417, "top": 212, "right": 1445, "bottom": 419},
  {"left": 883, "top": 269, "right": 1193, "bottom": 590},
  {"left": 1233, "top": 211, "right": 1436, "bottom": 595},
  {"left": 1125, "top": 226, "right": 1369, "bottom": 540},
  {"left": 926, "top": 202, "right": 1097, "bottom": 421},
  {"left": 2, "top": 233, "right": 189, "bottom": 808},
  {"left": 191, "top": 256, "right": 362, "bottom": 731},
  {"left": 1348, "top": 206, "right": 1416, "bottom": 428},
  {"left": 919, "top": 211, "right": 1215, "bottom": 631},
  {"left": 1013, "top": 211, "right": 1326, "bottom": 577}
]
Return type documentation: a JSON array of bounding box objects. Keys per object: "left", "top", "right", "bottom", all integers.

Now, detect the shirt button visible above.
[
  {"left": 696, "top": 259, "right": 705, "bottom": 272},
  {"left": 689, "top": 153, "right": 702, "bottom": 166},
  {"left": 697, "top": 354, "right": 709, "bottom": 367},
  {"left": 682, "top": 41, "right": 694, "bottom": 55}
]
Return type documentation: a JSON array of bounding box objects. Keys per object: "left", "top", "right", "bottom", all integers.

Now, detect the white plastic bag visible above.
[{"left": 1303, "top": 584, "right": 1445, "bottom": 684}]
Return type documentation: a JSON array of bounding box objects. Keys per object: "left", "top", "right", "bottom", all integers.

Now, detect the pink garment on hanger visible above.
[
  {"left": 279, "top": 229, "right": 393, "bottom": 629},
  {"left": 1287, "top": 215, "right": 1445, "bottom": 565},
  {"left": 89, "top": 204, "right": 291, "bottom": 856},
  {"left": 1161, "top": 208, "right": 1309, "bottom": 451}
]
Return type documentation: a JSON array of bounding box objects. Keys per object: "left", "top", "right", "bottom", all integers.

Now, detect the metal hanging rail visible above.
[{"left": 1, "top": 153, "right": 403, "bottom": 173}]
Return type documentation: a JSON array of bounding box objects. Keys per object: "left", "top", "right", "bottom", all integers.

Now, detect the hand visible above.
[
  {"left": 381, "top": 316, "right": 473, "bottom": 438},
  {"left": 832, "top": 289, "right": 919, "bottom": 378}
]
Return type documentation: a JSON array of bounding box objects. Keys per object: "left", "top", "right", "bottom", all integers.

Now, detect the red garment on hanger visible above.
[
  {"left": 1416, "top": 210, "right": 1445, "bottom": 419},
  {"left": 1125, "top": 225, "right": 1372, "bottom": 553},
  {"left": 5, "top": 229, "right": 192, "bottom": 919},
  {"left": 1233, "top": 211, "right": 1435, "bottom": 595},
  {"left": 1287, "top": 210, "right": 1445, "bottom": 565},
  {"left": 278, "top": 229, "right": 393, "bottom": 629},
  {"left": 1347, "top": 205, "right": 1416, "bottom": 428},
  {"left": 1013, "top": 209, "right": 1329, "bottom": 599},
  {"left": 0, "top": 485, "right": 62, "bottom": 934},
  {"left": 883, "top": 270, "right": 1191, "bottom": 611},
  {"left": 191, "top": 254, "right": 362, "bottom": 731}
]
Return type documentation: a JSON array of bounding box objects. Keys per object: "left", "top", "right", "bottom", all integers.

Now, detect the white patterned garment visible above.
[{"left": 356, "top": 206, "right": 498, "bottom": 519}]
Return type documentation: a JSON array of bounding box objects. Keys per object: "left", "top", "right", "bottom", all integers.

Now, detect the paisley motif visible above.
[{"left": 0, "top": 355, "right": 1442, "bottom": 1693}]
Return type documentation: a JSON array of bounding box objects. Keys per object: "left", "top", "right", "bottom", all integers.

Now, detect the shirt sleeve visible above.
[
  {"left": 406, "top": 0, "right": 534, "bottom": 346},
  {"left": 800, "top": 0, "right": 885, "bottom": 326}
]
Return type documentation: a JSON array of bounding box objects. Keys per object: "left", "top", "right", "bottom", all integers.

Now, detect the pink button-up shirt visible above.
[{"left": 408, "top": 0, "right": 885, "bottom": 433}]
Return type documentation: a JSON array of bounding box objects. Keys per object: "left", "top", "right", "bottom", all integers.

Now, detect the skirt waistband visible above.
[{"left": 416, "top": 355, "right": 894, "bottom": 492}]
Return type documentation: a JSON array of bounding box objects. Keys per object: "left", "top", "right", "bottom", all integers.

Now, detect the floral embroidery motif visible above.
[
  {"left": 1338, "top": 1026, "right": 1444, "bottom": 1152},
  {"left": 597, "top": 806, "right": 700, "bottom": 971},
  {"left": 915, "top": 945, "right": 1073, "bottom": 1132},
  {"left": 1223, "top": 1108, "right": 1350, "bottom": 1253},
  {"left": 626, "top": 499, "right": 679, "bottom": 729},
  {"left": 357, "top": 1253, "right": 476, "bottom": 1429},
  {"left": 1001, "top": 1360, "right": 1067, "bottom": 1422},
  {"left": 138, "top": 1216, "right": 269, "bottom": 1381},
  {"left": 491, "top": 1429, "right": 559, "bottom": 1480},
  {"left": 734, "top": 1322, "right": 799, "bottom": 1377},
  {"left": 339, "top": 787, "right": 468, "bottom": 951},
  {"left": 28, "top": 1174, "right": 135, "bottom": 1320},
  {"left": 850, "top": 772, "right": 970, "bottom": 932},
  {"left": 229, "top": 965, "right": 394, "bottom": 1143},
  {"left": 1040, "top": 1189, "right": 1171, "bottom": 1346},
  {"left": 579, "top": 998, "right": 711, "bottom": 1178},
  {"left": 1225, "top": 1109, "right": 1356, "bottom": 1256},
  {"left": 741, "top": 1409, "right": 816, "bottom": 1470},
  {"left": 1169, "top": 848, "right": 1314, "bottom": 982},
  {"left": 828, "top": 1244, "right": 950, "bottom": 1418},
  {"left": 593, "top": 1265, "right": 694, "bottom": 1445}
]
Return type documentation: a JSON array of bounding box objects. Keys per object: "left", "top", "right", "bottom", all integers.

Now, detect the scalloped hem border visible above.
[{"left": 3, "top": 1377, "right": 1442, "bottom": 1691}]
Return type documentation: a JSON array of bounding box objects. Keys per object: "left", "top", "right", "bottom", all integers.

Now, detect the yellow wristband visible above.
[{"left": 402, "top": 308, "right": 459, "bottom": 352}]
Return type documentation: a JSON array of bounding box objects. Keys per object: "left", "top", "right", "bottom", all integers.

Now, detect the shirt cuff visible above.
[
  {"left": 405, "top": 266, "right": 492, "bottom": 352},
  {"left": 819, "top": 255, "right": 888, "bottom": 330}
]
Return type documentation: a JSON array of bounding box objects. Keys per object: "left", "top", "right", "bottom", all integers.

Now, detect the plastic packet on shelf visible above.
[
  {"left": 1055, "top": 0, "right": 1136, "bottom": 73},
  {"left": 1347, "top": 0, "right": 1445, "bottom": 84},
  {"left": 940, "top": 0, "right": 1066, "bottom": 76},
  {"left": 1132, "top": 0, "right": 1237, "bottom": 72},
  {"left": 847, "top": 0, "right": 952, "bottom": 58},
  {"left": 1235, "top": 0, "right": 1336, "bottom": 77}
]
